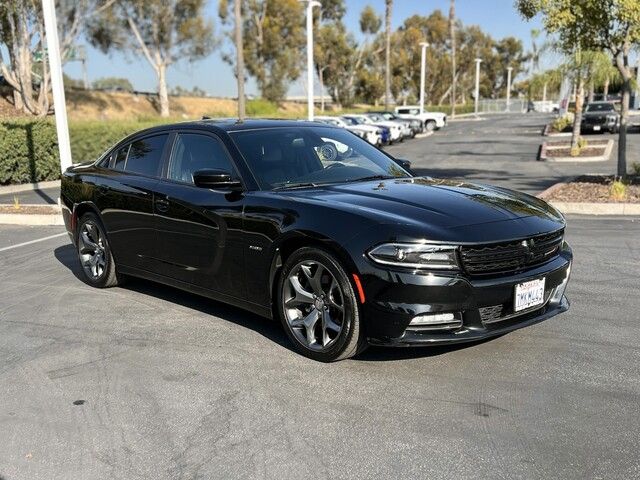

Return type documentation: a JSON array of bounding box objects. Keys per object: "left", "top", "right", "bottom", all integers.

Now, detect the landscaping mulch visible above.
[
  {"left": 0, "top": 205, "right": 60, "bottom": 215},
  {"left": 545, "top": 175, "right": 640, "bottom": 203},
  {"left": 546, "top": 139, "right": 609, "bottom": 147},
  {"left": 544, "top": 146, "right": 607, "bottom": 158}
]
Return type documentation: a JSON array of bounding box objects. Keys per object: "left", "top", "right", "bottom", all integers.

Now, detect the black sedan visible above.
[{"left": 61, "top": 119, "right": 572, "bottom": 361}]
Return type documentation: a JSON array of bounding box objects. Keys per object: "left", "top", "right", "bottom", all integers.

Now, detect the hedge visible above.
[{"left": 0, "top": 119, "right": 164, "bottom": 185}]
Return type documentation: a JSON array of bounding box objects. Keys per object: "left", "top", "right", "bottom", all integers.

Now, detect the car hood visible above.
[{"left": 280, "top": 177, "right": 564, "bottom": 240}]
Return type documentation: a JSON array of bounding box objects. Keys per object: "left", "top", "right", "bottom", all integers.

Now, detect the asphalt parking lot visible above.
[
  {"left": 1, "top": 223, "right": 640, "bottom": 479},
  {"left": 1, "top": 116, "right": 640, "bottom": 479}
]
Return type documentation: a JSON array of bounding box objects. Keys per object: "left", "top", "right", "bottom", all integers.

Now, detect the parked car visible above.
[
  {"left": 365, "top": 112, "right": 413, "bottom": 140},
  {"left": 343, "top": 114, "right": 403, "bottom": 143},
  {"left": 315, "top": 115, "right": 382, "bottom": 146},
  {"left": 341, "top": 115, "right": 391, "bottom": 145},
  {"left": 61, "top": 119, "right": 572, "bottom": 362},
  {"left": 581, "top": 101, "right": 620, "bottom": 133},
  {"left": 371, "top": 111, "right": 423, "bottom": 136},
  {"left": 395, "top": 106, "right": 447, "bottom": 131}
]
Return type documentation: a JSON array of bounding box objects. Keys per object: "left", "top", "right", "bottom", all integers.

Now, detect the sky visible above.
[{"left": 63, "top": 0, "right": 544, "bottom": 97}]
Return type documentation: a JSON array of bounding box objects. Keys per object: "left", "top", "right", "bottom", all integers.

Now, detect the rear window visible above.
[{"left": 124, "top": 134, "right": 168, "bottom": 177}]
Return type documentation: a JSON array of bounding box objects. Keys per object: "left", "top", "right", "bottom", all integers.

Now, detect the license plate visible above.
[
  {"left": 593, "top": 125, "right": 601, "bottom": 131},
  {"left": 514, "top": 278, "right": 546, "bottom": 312}
]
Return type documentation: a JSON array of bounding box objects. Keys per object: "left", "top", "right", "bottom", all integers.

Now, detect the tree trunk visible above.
[
  {"left": 235, "top": 0, "right": 245, "bottom": 120},
  {"left": 614, "top": 49, "right": 632, "bottom": 176},
  {"left": 319, "top": 68, "right": 325, "bottom": 112},
  {"left": 449, "top": 0, "right": 456, "bottom": 118},
  {"left": 603, "top": 77, "right": 609, "bottom": 101},
  {"left": 158, "top": 63, "right": 170, "bottom": 117},
  {"left": 587, "top": 81, "right": 594, "bottom": 103},
  {"left": 384, "top": 0, "right": 392, "bottom": 110},
  {"left": 571, "top": 76, "right": 584, "bottom": 153}
]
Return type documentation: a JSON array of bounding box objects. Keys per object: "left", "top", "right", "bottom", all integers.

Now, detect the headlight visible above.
[{"left": 368, "top": 243, "right": 460, "bottom": 270}]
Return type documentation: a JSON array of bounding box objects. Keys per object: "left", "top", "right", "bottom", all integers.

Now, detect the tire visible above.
[
  {"left": 76, "top": 212, "right": 121, "bottom": 288},
  {"left": 425, "top": 120, "right": 437, "bottom": 132},
  {"left": 277, "top": 247, "right": 367, "bottom": 362}
]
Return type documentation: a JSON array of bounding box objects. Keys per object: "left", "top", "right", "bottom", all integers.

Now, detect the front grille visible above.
[
  {"left": 584, "top": 116, "right": 607, "bottom": 125},
  {"left": 460, "top": 230, "right": 563, "bottom": 276}
]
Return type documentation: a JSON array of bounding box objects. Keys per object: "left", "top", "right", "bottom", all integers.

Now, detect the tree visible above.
[
  {"left": 0, "top": 0, "right": 90, "bottom": 115},
  {"left": 517, "top": 0, "right": 640, "bottom": 175},
  {"left": 218, "top": 0, "right": 245, "bottom": 119},
  {"left": 88, "top": 0, "right": 216, "bottom": 117},
  {"left": 449, "top": 0, "right": 457, "bottom": 117},
  {"left": 384, "top": 0, "right": 392, "bottom": 109},
  {"left": 92, "top": 76, "right": 134, "bottom": 91},
  {"left": 220, "top": 0, "right": 304, "bottom": 103}
]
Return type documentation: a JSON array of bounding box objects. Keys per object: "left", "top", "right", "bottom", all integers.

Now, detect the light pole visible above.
[
  {"left": 419, "top": 42, "right": 429, "bottom": 115},
  {"left": 42, "top": 0, "right": 72, "bottom": 172},
  {"left": 474, "top": 58, "right": 482, "bottom": 117},
  {"left": 506, "top": 66, "right": 513, "bottom": 111},
  {"left": 301, "top": 0, "right": 321, "bottom": 121}
]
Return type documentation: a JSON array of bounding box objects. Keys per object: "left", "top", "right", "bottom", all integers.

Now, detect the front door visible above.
[{"left": 154, "top": 132, "right": 246, "bottom": 300}]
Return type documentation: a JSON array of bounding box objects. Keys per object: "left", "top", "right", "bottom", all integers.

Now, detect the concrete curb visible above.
[
  {"left": 0, "top": 204, "right": 63, "bottom": 225},
  {"left": 0, "top": 180, "right": 60, "bottom": 194},
  {"left": 537, "top": 181, "right": 640, "bottom": 215},
  {"left": 414, "top": 131, "right": 434, "bottom": 139},
  {"left": 539, "top": 139, "right": 613, "bottom": 163}
]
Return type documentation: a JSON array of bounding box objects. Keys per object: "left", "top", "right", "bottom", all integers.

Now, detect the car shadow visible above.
[
  {"left": 53, "top": 243, "right": 486, "bottom": 363},
  {"left": 53, "top": 244, "right": 291, "bottom": 351}
]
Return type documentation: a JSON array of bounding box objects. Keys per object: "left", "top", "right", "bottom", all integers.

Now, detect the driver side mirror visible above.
[
  {"left": 393, "top": 158, "right": 412, "bottom": 171},
  {"left": 193, "top": 169, "right": 243, "bottom": 190}
]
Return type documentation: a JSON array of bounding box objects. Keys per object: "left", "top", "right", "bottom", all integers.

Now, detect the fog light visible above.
[
  {"left": 550, "top": 263, "right": 571, "bottom": 305},
  {"left": 409, "top": 313, "right": 462, "bottom": 330}
]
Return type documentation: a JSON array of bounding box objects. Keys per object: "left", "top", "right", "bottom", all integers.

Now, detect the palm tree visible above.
[
  {"left": 234, "top": 0, "right": 245, "bottom": 120},
  {"left": 384, "top": 0, "right": 392, "bottom": 110},
  {"left": 449, "top": 0, "right": 456, "bottom": 117}
]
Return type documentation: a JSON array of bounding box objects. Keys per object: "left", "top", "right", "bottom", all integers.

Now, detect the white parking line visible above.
[{"left": 0, "top": 232, "right": 68, "bottom": 253}]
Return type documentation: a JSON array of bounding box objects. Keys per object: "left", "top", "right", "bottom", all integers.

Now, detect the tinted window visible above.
[
  {"left": 586, "top": 103, "right": 615, "bottom": 112},
  {"left": 125, "top": 135, "right": 168, "bottom": 177},
  {"left": 113, "top": 145, "right": 129, "bottom": 171},
  {"left": 167, "top": 134, "right": 235, "bottom": 184},
  {"left": 231, "top": 126, "right": 410, "bottom": 189}
]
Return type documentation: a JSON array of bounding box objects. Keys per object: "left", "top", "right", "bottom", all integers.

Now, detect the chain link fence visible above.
[{"left": 476, "top": 99, "right": 528, "bottom": 113}]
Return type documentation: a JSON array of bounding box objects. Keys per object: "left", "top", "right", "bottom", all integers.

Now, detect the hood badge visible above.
[{"left": 373, "top": 182, "right": 387, "bottom": 191}]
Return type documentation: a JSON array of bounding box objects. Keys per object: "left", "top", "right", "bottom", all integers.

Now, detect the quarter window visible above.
[
  {"left": 125, "top": 134, "right": 168, "bottom": 177},
  {"left": 113, "top": 145, "right": 129, "bottom": 171},
  {"left": 167, "top": 133, "right": 235, "bottom": 184}
]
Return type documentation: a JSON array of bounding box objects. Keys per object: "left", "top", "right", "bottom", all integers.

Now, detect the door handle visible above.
[{"left": 155, "top": 198, "right": 170, "bottom": 213}]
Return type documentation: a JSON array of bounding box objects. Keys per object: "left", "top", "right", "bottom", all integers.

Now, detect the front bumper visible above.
[{"left": 360, "top": 243, "right": 572, "bottom": 347}]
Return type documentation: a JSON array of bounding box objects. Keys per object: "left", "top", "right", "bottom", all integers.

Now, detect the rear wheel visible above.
[
  {"left": 277, "top": 248, "right": 366, "bottom": 362},
  {"left": 76, "top": 212, "right": 121, "bottom": 288}
]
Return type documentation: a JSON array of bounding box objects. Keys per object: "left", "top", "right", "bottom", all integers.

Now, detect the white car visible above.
[
  {"left": 395, "top": 106, "right": 447, "bottom": 131},
  {"left": 314, "top": 116, "right": 382, "bottom": 146},
  {"left": 344, "top": 114, "right": 403, "bottom": 143}
]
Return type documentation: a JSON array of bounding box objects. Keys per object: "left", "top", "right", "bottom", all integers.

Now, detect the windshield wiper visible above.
[
  {"left": 347, "top": 175, "right": 395, "bottom": 183},
  {"left": 272, "top": 182, "right": 320, "bottom": 190}
]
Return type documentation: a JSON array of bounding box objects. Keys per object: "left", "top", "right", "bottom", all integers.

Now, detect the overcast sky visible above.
[{"left": 63, "top": 0, "right": 546, "bottom": 97}]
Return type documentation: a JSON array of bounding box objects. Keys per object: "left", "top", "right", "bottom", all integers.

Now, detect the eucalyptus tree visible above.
[{"left": 88, "top": 0, "right": 216, "bottom": 117}]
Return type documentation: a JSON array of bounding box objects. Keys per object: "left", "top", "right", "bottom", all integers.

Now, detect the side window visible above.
[
  {"left": 167, "top": 133, "right": 235, "bottom": 184},
  {"left": 113, "top": 145, "right": 129, "bottom": 171},
  {"left": 125, "top": 134, "right": 168, "bottom": 177}
]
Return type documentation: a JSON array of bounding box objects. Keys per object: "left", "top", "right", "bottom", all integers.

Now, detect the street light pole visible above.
[
  {"left": 474, "top": 58, "right": 482, "bottom": 117},
  {"left": 42, "top": 0, "right": 72, "bottom": 172},
  {"left": 301, "top": 0, "right": 321, "bottom": 121},
  {"left": 419, "top": 42, "right": 429, "bottom": 115},
  {"left": 506, "top": 66, "right": 513, "bottom": 112}
]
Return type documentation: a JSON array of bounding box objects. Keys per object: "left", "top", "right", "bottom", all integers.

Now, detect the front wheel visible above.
[
  {"left": 277, "top": 248, "right": 366, "bottom": 362},
  {"left": 425, "top": 120, "right": 437, "bottom": 132},
  {"left": 76, "top": 212, "right": 121, "bottom": 288}
]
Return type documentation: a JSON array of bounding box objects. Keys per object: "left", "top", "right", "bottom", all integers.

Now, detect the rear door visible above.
[
  {"left": 96, "top": 133, "right": 169, "bottom": 271},
  {"left": 153, "top": 131, "right": 246, "bottom": 299}
]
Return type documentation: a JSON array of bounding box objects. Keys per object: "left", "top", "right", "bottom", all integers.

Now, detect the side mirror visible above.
[
  {"left": 393, "top": 158, "right": 412, "bottom": 171},
  {"left": 192, "top": 169, "right": 243, "bottom": 190}
]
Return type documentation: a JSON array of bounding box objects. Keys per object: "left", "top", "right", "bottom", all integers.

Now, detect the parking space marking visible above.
[{"left": 0, "top": 232, "right": 67, "bottom": 253}]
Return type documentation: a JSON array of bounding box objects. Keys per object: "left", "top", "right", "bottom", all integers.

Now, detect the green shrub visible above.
[
  {"left": 632, "top": 162, "right": 640, "bottom": 175},
  {"left": 610, "top": 179, "right": 627, "bottom": 201},
  {"left": 552, "top": 115, "right": 572, "bottom": 132},
  {"left": 0, "top": 120, "right": 60, "bottom": 185},
  {"left": 246, "top": 99, "right": 279, "bottom": 116},
  {"left": 0, "top": 119, "right": 166, "bottom": 185}
]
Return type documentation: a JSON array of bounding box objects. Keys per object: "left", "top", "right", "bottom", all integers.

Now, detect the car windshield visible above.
[
  {"left": 380, "top": 113, "right": 395, "bottom": 120},
  {"left": 230, "top": 126, "right": 411, "bottom": 190},
  {"left": 586, "top": 103, "right": 615, "bottom": 112}
]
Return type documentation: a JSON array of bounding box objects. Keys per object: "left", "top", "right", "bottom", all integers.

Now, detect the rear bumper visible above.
[{"left": 361, "top": 244, "right": 572, "bottom": 346}]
